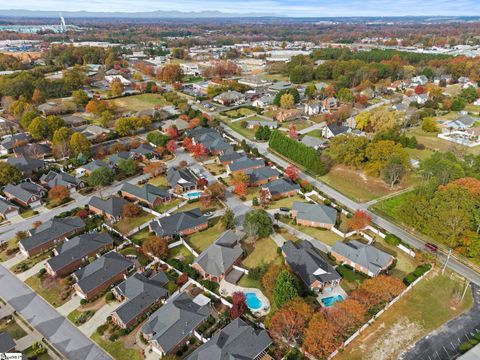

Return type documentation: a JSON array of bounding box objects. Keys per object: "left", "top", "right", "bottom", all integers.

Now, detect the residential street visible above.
[
  {"left": 0, "top": 265, "right": 111, "bottom": 360},
  {"left": 400, "top": 284, "right": 480, "bottom": 360}
]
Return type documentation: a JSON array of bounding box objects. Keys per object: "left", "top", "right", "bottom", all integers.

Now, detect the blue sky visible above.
[{"left": 2, "top": 0, "right": 480, "bottom": 17}]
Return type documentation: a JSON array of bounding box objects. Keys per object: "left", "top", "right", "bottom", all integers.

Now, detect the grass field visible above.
[
  {"left": 263, "top": 194, "right": 308, "bottom": 210},
  {"left": 130, "top": 228, "right": 152, "bottom": 246},
  {"left": 242, "top": 237, "right": 281, "bottom": 269},
  {"left": 0, "top": 318, "right": 27, "bottom": 339},
  {"left": 372, "top": 191, "right": 413, "bottom": 224},
  {"left": 336, "top": 271, "right": 473, "bottom": 360},
  {"left": 320, "top": 165, "right": 418, "bottom": 203},
  {"left": 279, "top": 217, "right": 344, "bottom": 246},
  {"left": 280, "top": 119, "right": 312, "bottom": 131},
  {"left": 406, "top": 127, "right": 480, "bottom": 155},
  {"left": 224, "top": 108, "right": 257, "bottom": 118},
  {"left": 148, "top": 175, "right": 168, "bottom": 187},
  {"left": 167, "top": 244, "right": 195, "bottom": 264},
  {"left": 187, "top": 220, "right": 224, "bottom": 253},
  {"left": 173, "top": 199, "right": 222, "bottom": 214},
  {"left": 154, "top": 198, "right": 183, "bottom": 213},
  {"left": 109, "top": 94, "right": 170, "bottom": 113},
  {"left": 336, "top": 264, "right": 368, "bottom": 293},
  {"left": 113, "top": 212, "right": 154, "bottom": 235},
  {"left": 228, "top": 121, "right": 257, "bottom": 140},
  {"left": 304, "top": 129, "right": 323, "bottom": 138},
  {"left": 91, "top": 333, "right": 142, "bottom": 360},
  {"left": 25, "top": 275, "right": 71, "bottom": 308}
]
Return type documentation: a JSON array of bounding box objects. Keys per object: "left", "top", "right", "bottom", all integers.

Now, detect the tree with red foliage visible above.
[
  {"left": 230, "top": 292, "right": 246, "bottom": 319},
  {"left": 197, "top": 178, "right": 208, "bottom": 189},
  {"left": 322, "top": 298, "right": 366, "bottom": 335},
  {"left": 285, "top": 165, "right": 299, "bottom": 181},
  {"left": 32, "top": 221, "right": 42, "bottom": 229},
  {"left": 182, "top": 137, "right": 194, "bottom": 152},
  {"left": 232, "top": 171, "right": 249, "bottom": 197},
  {"left": 48, "top": 185, "right": 70, "bottom": 205},
  {"left": 166, "top": 139, "right": 177, "bottom": 154},
  {"left": 348, "top": 210, "right": 372, "bottom": 231},
  {"left": 303, "top": 313, "right": 342, "bottom": 359},
  {"left": 179, "top": 114, "right": 189, "bottom": 121},
  {"left": 76, "top": 209, "right": 89, "bottom": 219},
  {"left": 200, "top": 194, "right": 212, "bottom": 209},
  {"left": 355, "top": 94, "right": 369, "bottom": 107},
  {"left": 192, "top": 143, "right": 207, "bottom": 159},
  {"left": 415, "top": 85, "right": 425, "bottom": 95},
  {"left": 177, "top": 272, "right": 188, "bottom": 287},
  {"left": 288, "top": 123, "right": 298, "bottom": 139},
  {"left": 259, "top": 188, "right": 270, "bottom": 206},
  {"left": 144, "top": 161, "right": 165, "bottom": 178},
  {"left": 167, "top": 126, "right": 179, "bottom": 139},
  {"left": 188, "top": 118, "right": 200, "bottom": 129},
  {"left": 122, "top": 203, "right": 142, "bottom": 218}
]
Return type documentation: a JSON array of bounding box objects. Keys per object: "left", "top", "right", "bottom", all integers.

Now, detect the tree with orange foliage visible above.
[
  {"left": 262, "top": 262, "right": 285, "bottom": 299},
  {"left": 440, "top": 177, "right": 480, "bottom": 197},
  {"left": 207, "top": 182, "right": 226, "bottom": 200},
  {"left": 182, "top": 137, "right": 194, "bottom": 151},
  {"left": 323, "top": 298, "right": 366, "bottom": 336},
  {"left": 143, "top": 236, "right": 168, "bottom": 259},
  {"left": 156, "top": 146, "right": 165, "bottom": 156},
  {"left": 166, "top": 139, "right": 177, "bottom": 154},
  {"left": 197, "top": 178, "right": 208, "bottom": 189},
  {"left": 143, "top": 161, "right": 165, "bottom": 178},
  {"left": 200, "top": 194, "right": 212, "bottom": 210},
  {"left": 348, "top": 210, "right": 372, "bottom": 231},
  {"left": 157, "top": 64, "right": 184, "bottom": 84},
  {"left": 232, "top": 171, "right": 249, "bottom": 197},
  {"left": 122, "top": 203, "right": 142, "bottom": 218},
  {"left": 285, "top": 165, "right": 299, "bottom": 181},
  {"left": 259, "top": 188, "right": 270, "bottom": 206},
  {"left": 192, "top": 143, "right": 207, "bottom": 159},
  {"left": 111, "top": 79, "right": 124, "bottom": 97},
  {"left": 288, "top": 123, "right": 298, "bottom": 139},
  {"left": 32, "top": 221, "right": 43, "bottom": 229},
  {"left": 303, "top": 313, "right": 341, "bottom": 359},
  {"left": 353, "top": 275, "right": 405, "bottom": 309},
  {"left": 31, "top": 89, "right": 44, "bottom": 105},
  {"left": 269, "top": 297, "right": 314, "bottom": 345},
  {"left": 189, "top": 118, "right": 200, "bottom": 129},
  {"left": 48, "top": 185, "right": 70, "bottom": 205},
  {"left": 167, "top": 126, "right": 179, "bottom": 139}
]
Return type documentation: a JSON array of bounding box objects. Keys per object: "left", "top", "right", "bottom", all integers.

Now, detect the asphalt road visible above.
[
  {"left": 400, "top": 284, "right": 480, "bottom": 360},
  {"left": 220, "top": 122, "right": 480, "bottom": 286},
  {"left": 0, "top": 265, "right": 111, "bottom": 360}
]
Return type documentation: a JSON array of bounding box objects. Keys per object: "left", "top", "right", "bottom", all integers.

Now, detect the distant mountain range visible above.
[{"left": 0, "top": 9, "right": 274, "bottom": 19}]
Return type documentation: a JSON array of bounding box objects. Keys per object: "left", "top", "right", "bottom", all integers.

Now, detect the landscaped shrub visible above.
[
  {"left": 105, "top": 292, "right": 114, "bottom": 302},
  {"left": 403, "top": 264, "right": 432, "bottom": 285},
  {"left": 37, "top": 268, "right": 46, "bottom": 278},
  {"left": 385, "top": 234, "right": 401, "bottom": 246},
  {"left": 80, "top": 299, "right": 87, "bottom": 306},
  {"left": 459, "top": 339, "right": 479, "bottom": 353},
  {"left": 96, "top": 325, "right": 106, "bottom": 335},
  {"left": 200, "top": 279, "right": 219, "bottom": 293}
]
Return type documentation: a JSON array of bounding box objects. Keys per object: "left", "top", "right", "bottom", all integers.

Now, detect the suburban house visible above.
[
  {"left": 213, "top": 90, "right": 245, "bottom": 106},
  {"left": 268, "top": 81, "right": 292, "bottom": 93},
  {"left": 276, "top": 109, "right": 301, "bottom": 122},
  {"left": 252, "top": 95, "right": 274, "bottom": 108},
  {"left": 167, "top": 167, "right": 198, "bottom": 194},
  {"left": 442, "top": 115, "right": 476, "bottom": 132},
  {"left": 73, "top": 252, "right": 134, "bottom": 300},
  {"left": 0, "top": 133, "right": 32, "bottom": 155},
  {"left": 88, "top": 196, "right": 130, "bottom": 223},
  {"left": 61, "top": 114, "right": 89, "bottom": 128},
  {"left": 331, "top": 240, "right": 395, "bottom": 277},
  {"left": 262, "top": 178, "right": 300, "bottom": 200},
  {"left": 238, "top": 76, "right": 272, "bottom": 88},
  {"left": 19, "top": 217, "right": 85, "bottom": 257},
  {"left": 150, "top": 208, "right": 208, "bottom": 239},
  {"left": 0, "top": 197, "right": 19, "bottom": 220},
  {"left": 7, "top": 157, "right": 46, "bottom": 176},
  {"left": 130, "top": 143, "right": 158, "bottom": 161},
  {"left": 75, "top": 124, "right": 111, "bottom": 141},
  {"left": 246, "top": 120, "right": 277, "bottom": 130},
  {"left": 187, "top": 127, "right": 233, "bottom": 155},
  {"left": 76, "top": 159, "right": 112, "bottom": 177},
  {"left": 0, "top": 331, "right": 16, "bottom": 353},
  {"left": 40, "top": 171, "right": 85, "bottom": 192},
  {"left": 301, "top": 135, "right": 327, "bottom": 150},
  {"left": 111, "top": 273, "right": 168, "bottom": 329},
  {"left": 291, "top": 202, "right": 338, "bottom": 229},
  {"left": 218, "top": 151, "right": 244, "bottom": 165},
  {"left": 322, "top": 97, "right": 339, "bottom": 112},
  {"left": 45, "top": 232, "right": 114, "bottom": 277},
  {"left": 141, "top": 291, "right": 212, "bottom": 356},
  {"left": 187, "top": 318, "right": 272, "bottom": 360},
  {"left": 227, "top": 157, "right": 264, "bottom": 174},
  {"left": 282, "top": 240, "right": 342, "bottom": 293},
  {"left": 245, "top": 166, "right": 280, "bottom": 186},
  {"left": 14, "top": 142, "right": 52, "bottom": 159},
  {"left": 192, "top": 230, "right": 245, "bottom": 282},
  {"left": 4, "top": 182, "right": 46, "bottom": 208},
  {"left": 304, "top": 101, "right": 322, "bottom": 116},
  {"left": 161, "top": 118, "right": 189, "bottom": 134},
  {"left": 322, "top": 123, "right": 351, "bottom": 139},
  {"left": 120, "top": 183, "right": 173, "bottom": 209},
  {"left": 411, "top": 75, "right": 428, "bottom": 86}
]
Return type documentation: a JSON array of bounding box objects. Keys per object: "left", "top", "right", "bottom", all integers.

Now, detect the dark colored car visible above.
[
  {"left": 279, "top": 207, "right": 290, "bottom": 212},
  {"left": 425, "top": 242, "right": 438, "bottom": 252}
]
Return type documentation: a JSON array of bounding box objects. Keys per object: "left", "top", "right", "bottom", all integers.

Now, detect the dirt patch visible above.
[{"left": 364, "top": 318, "right": 423, "bottom": 360}]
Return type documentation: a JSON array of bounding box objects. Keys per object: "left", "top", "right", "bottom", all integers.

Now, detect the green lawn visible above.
[
  {"left": 336, "top": 264, "right": 368, "bottom": 293},
  {"left": 120, "top": 246, "right": 151, "bottom": 266},
  {"left": 91, "top": 333, "right": 142, "bottom": 360},
  {"left": 173, "top": 199, "right": 222, "bottom": 214},
  {"left": 228, "top": 121, "right": 257, "bottom": 140},
  {"left": 154, "top": 198, "right": 183, "bottom": 213},
  {"left": 20, "top": 209, "right": 38, "bottom": 219},
  {"left": 109, "top": 94, "right": 170, "bottom": 113},
  {"left": 372, "top": 191, "right": 413, "bottom": 224},
  {"left": 238, "top": 276, "right": 261, "bottom": 289},
  {"left": 167, "top": 245, "right": 195, "bottom": 264},
  {"left": 186, "top": 220, "right": 224, "bottom": 253},
  {"left": 130, "top": 228, "right": 152, "bottom": 246},
  {"left": 113, "top": 211, "right": 154, "bottom": 235},
  {"left": 279, "top": 217, "right": 344, "bottom": 246},
  {"left": 263, "top": 194, "right": 308, "bottom": 210},
  {"left": 25, "top": 275, "right": 71, "bottom": 308},
  {"left": 242, "top": 237, "right": 281, "bottom": 269},
  {"left": 148, "top": 175, "right": 168, "bottom": 187},
  {"left": 224, "top": 108, "right": 257, "bottom": 118},
  {"left": 405, "top": 148, "right": 435, "bottom": 162},
  {"left": 0, "top": 318, "right": 27, "bottom": 339},
  {"left": 406, "top": 127, "right": 480, "bottom": 155},
  {"left": 67, "top": 308, "right": 96, "bottom": 326},
  {"left": 203, "top": 163, "right": 226, "bottom": 175},
  {"left": 336, "top": 271, "right": 474, "bottom": 360},
  {"left": 280, "top": 119, "right": 312, "bottom": 131},
  {"left": 0, "top": 236, "right": 19, "bottom": 262},
  {"left": 304, "top": 129, "right": 323, "bottom": 138}
]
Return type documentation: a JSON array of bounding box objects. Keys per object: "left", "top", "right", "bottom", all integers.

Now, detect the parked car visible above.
[
  {"left": 425, "top": 242, "right": 438, "bottom": 252},
  {"left": 279, "top": 207, "right": 290, "bottom": 212}
]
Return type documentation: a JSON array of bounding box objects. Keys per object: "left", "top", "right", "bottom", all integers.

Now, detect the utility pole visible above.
[
  {"left": 461, "top": 281, "right": 470, "bottom": 301},
  {"left": 442, "top": 248, "right": 452, "bottom": 275}
]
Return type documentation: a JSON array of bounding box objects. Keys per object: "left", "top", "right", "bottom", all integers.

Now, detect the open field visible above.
[
  {"left": 406, "top": 127, "right": 480, "bottom": 155},
  {"left": 280, "top": 119, "right": 313, "bottom": 131},
  {"left": 371, "top": 191, "right": 413, "bottom": 224},
  {"left": 109, "top": 94, "right": 170, "bottom": 113},
  {"left": 262, "top": 194, "right": 308, "bottom": 210},
  {"left": 304, "top": 129, "right": 323, "bottom": 138},
  {"left": 319, "top": 165, "right": 418, "bottom": 203},
  {"left": 335, "top": 271, "right": 473, "bottom": 360},
  {"left": 147, "top": 175, "right": 168, "bottom": 187},
  {"left": 223, "top": 107, "right": 258, "bottom": 118},
  {"left": 228, "top": 121, "right": 257, "bottom": 140}
]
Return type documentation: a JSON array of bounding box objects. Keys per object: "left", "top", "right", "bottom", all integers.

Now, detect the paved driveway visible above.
[
  {"left": 0, "top": 265, "right": 111, "bottom": 360},
  {"left": 400, "top": 283, "right": 480, "bottom": 360}
]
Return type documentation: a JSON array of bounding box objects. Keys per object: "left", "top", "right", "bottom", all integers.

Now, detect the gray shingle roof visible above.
[
  {"left": 150, "top": 208, "right": 208, "bottom": 238},
  {"left": 332, "top": 240, "right": 394, "bottom": 276},
  {"left": 82, "top": 159, "right": 111, "bottom": 172},
  {"left": 187, "top": 127, "right": 233, "bottom": 154},
  {"left": 245, "top": 166, "right": 279, "bottom": 184},
  {"left": 263, "top": 178, "right": 300, "bottom": 196},
  {"left": 282, "top": 240, "right": 341, "bottom": 287},
  {"left": 4, "top": 182, "right": 45, "bottom": 203},
  {"left": 0, "top": 197, "right": 18, "bottom": 215},
  {"left": 20, "top": 217, "right": 85, "bottom": 252},
  {"left": 292, "top": 202, "right": 337, "bottom": 225},
  {"left": 107, "top": 151, "right": 131, "bottom": 167},
  {"left": 130, "top": 143, "right": 156, "bottom": 156},
  {"left": 120, "top": 183, "right": 171, "bottom": 204},
  {"left": 74, "top": 252, "right": 133, "bottom": 294},
  {"left": 46, "top": 232, "right": 113, "bottom": 273},
  {"left": 0, "top": 331, "right": 15, "bottom": 353},
  {"left": 142, "top": 291, "right": 212, "bottom": 354},
  {"left": 228, "top": 157, "right": 264, "bottom": 172},
  {"left": 218, "top": 151, "right": 244, "bottom": 164},
  {"left": 326, "top": 124, "right": 350, "bottom": 136},
  {"left": 7, "top": 156, "right": 45, "bottom": 174},
  {"left": 0, "top": 133, "right": 32, "bottom": 151},
  {"left": 187, "top": 318, "right": 272, "bottom": 360},
  {"left": 113, "top": 273, "right": 168, "bottom": 326},
  {"left": 167, "top": 167, "right": 197, "bottom": 189},
  {"left": 88, "top": 196, "right": 130, "bottom": 219},
  {"left": 40, "top": 170, "right": 83, "bottom": 189},
  {"left": 193, "top": 230, "right": 244, "bottom": 277}
]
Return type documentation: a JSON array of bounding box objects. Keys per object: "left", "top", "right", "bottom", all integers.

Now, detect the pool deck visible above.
[
  {"left": 317, "top": 285, "right": 348, "bottom": 307},
  {"left": 219, "top": 279, "right": 271, "bottom": 316}
]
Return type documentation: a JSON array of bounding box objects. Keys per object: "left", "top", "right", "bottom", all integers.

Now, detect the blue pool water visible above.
[
  {"left": 321, "top": 295, "right": 344, "bottom": 307},
  {"left": 185, "top": 191, "right": 202, "bottom": 199},
  {"left": 245, "top": 292, "right": 263, "bottom": 310}
]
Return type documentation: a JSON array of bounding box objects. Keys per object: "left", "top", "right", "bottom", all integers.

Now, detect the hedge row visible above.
[{"left": 403, "top": 263, "right": 432, "bottom": 286}]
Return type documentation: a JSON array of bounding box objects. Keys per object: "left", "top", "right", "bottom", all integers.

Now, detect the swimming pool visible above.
[
  {"left": 245, "top": 292, "right": 263, "bottom": 310},
  {"left": 185, "top": 191, "right": 202, "bottom": 199},
  {"left": 321, "top": 295, "right": 344, "bottom": 307}
]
